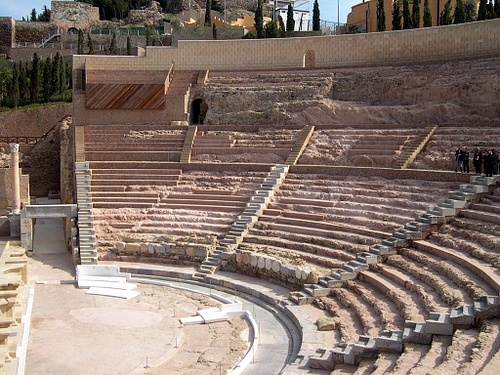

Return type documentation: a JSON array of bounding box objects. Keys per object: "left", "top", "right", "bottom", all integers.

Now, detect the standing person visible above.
[
  {"left": 493, "top": 149, "right": 499, "bottom": 175},
  {"left": 455, "top": 146, "right": 463, "bottom": 173},
  {"left": 462, "top": 147, "right": 470, "bottom": 173},
  {"left": 483, "top": 150, "right": 493, "bottom": 177},
  {"left": 473, "top": 148, "right": 482, "bottom": 174}
]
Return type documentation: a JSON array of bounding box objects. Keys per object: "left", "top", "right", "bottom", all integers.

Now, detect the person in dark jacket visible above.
[
  {"left": 483, "top": 150, "right": 493, "bottom": 177},
  {"left": 462, "top": 147, "right": 470, "bottom": 173},
  {"left": 455, "top": 147, "right": 463, "bottom": 173},
  {"left": 473, "top": 148, "right": 482, "bottom": 174}
]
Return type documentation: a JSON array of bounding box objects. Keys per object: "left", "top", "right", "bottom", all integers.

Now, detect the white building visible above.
[{"left": 270, "top": 0, "right": 311, "bottom": 31}]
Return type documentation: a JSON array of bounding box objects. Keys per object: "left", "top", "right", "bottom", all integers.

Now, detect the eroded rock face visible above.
[{"left": 203, "top": 57, "right": 500, "bottom": 127}]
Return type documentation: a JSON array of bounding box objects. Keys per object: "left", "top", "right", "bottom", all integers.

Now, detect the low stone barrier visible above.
[{"left": 221, "top": 249, "right": 318, "bottom": 288}]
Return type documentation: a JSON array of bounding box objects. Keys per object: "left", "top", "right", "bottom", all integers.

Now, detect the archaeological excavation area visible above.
[{"left": 1, "top": 19, "right": 500, "bottom": 375}]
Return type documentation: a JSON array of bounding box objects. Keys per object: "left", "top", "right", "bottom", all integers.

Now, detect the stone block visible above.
[
  {"left": 402, "top": 320, "right": 432, "bottom": 344},
  {"left": 124, "top": 243, "right": 140, "bottom": 253},
  {"left": 316, "top": 317, "right": 337, "bottom": 331},
  {"left": 425, "top": 312, "right": 454, "bottom": 335},
  {"left": 194, "top": 249, "right": 208, "bottom": 258}
]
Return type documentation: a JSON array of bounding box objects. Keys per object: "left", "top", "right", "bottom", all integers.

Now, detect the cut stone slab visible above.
[{"left": 85, "top": 287, "right": 140, "bottom": 300}]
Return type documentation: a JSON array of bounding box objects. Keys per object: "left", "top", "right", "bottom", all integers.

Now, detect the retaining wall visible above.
[{"left": 73, "top": 19, "right": 500, "bottom": 72}]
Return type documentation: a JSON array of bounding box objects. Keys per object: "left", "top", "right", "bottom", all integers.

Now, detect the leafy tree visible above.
[
  {"left": 205, "top": 0, "right": 212, "bottom": 26},
  {"left": 312, "top": 0, "right": 320, "bottom": 31},
  {"left": 454, "top": 0, "right": 467, "bottom": 23},
  {"left": 278, "top": 15, "right": 285, "bottom": 36},
  {"left": 77, "top": 29, "right": 84, "bottom": 54},
  {"left": 30, "top": 9, "right": 37, "bottom": 22},
  {"left": 495, "top": 0, "right": 500, "bottom": 17},
  {"left": 478, "top": 0, "right": 487, "bottom": 19},
  {"left": 127, "top": 35, "right": 132, "bottom": 55},
  {"left": 30, "top": 53, "right": 40, "bottom": 104},
  {"left": 377, "top": 0, "right": 386, "bottom": 31},
  {"left": 412, "top": 0, "right": 421, "bottom": 28},
  {"left": 423, "top": 0, "right": 433, "bottom": 26},
  {"left": 37, "top": 5, "right": 51, "bottom": 22},
  {"left": 265, "top": 20, "right": 279, "bottom": 38},
  {"left": 286, "top": 4, "right": 295, "bottom": 32},
  {"left": 0, "top": 58, "right": 13, "bottom": 107},
  {"left": 87, "top": 32, "right": 94, "bottom": 54},
  {"left": 347, "top": 24, "right": 360, "bottom": 34},
  {"left": 392, "top": 0, "right": 402, "bottom": 30},
  {"left": 254, "top": 0, "right": 264, "bottom": 39},
  {"left": 403, "top": 0, "right": 413, "bottom": 29},
  {"left": 440, "top": 0, "right": 453, "bottom": 25},
  {"left": 464, "top": 0, "right": 478, "bottom": 21},
  {"left": 212, "top": 23, "right": 217, "bottom": 40}
]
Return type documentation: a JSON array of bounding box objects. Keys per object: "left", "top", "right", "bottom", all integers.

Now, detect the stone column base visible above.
[{"left": 9, "top": 212, "right": 20, "bottom": 238}]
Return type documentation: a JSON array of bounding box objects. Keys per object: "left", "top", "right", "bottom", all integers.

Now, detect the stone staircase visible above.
[
  {"left": 165, "top": 70, "right": 198, "bottom": 123},
  {"left": 285, "top": 125, "right": 315, "bottom": 165},
  {"left": 392, "top": 125, "right": 438, "bottom": 169},
  {"left": 179, "top": 125, "right": 198, "bottom": 163},
  {"left": 286, "top": 175, "right": 500, "bottom": 370},
  {"left": 75, "top": 162, "right": 98, "bottom": 265},
  {"left": 193, "top": 164, "right": 290, "bottom": 280}
]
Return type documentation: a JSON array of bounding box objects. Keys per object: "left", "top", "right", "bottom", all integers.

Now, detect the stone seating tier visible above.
[{"left": 85, "top": 151, "right": 181, "bottom": 162}]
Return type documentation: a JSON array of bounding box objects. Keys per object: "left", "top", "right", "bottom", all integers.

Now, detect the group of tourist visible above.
[{"left": 455, "top": 146, "right": 499, "bottom": 176}]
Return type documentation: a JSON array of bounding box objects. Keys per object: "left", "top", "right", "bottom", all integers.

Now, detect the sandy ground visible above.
[{"left": 25, "top": 253, "right": 249, "bottom": 375}]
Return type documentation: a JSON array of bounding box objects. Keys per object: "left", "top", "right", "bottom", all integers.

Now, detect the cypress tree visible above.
[
  {"left": 478, "top": 0, "right": 487, "bottom": 20},
  {"left": 205, "top": 0, "right": 212, "bottom": 26},
  {"left": 19, "top": 62, "right": 28, "bottom": 105},
  {"left": 495, "top": 0, "right": 500, "bottom": 17},
  {"left": 486, "top": 0, "right": 495, "bottom": 18},
  {"left": 77, "top": 29, "right": 84, "bottom": 54},
  {"left": 392, "top": 0, "right": 402, "bottom": 30},
  {"left": 11, "top": 62, "right": 20, "bottom": 108},
  {"left": 127, "top": 35, "right": 132, "bottom": 55},
  {"left": 464, "top": 0, "right": 478, "bottom": 21},
  {"left": 278, "top": 15, "right": 285, "bottom": 37},
  {"left": 30, "top": 9, "right": 37, "bottom": 22},
  {"left": 212, "top": 23, "right": 217, "bottom": 40},
  {"left": 254, "top": 0, "right": 264, "bottom": 39},
  {"left": 403, "top": 0, "right": 413, "bottom": 29},
  {"left": 87, "top": 32, "right": 94, "bottom": 54},
  {"left": 30, "top": 53, "right": 40, "bottom": 104},
  {"left": 43, "top": 57, "right": 52, "bottom": 102},
  {"left": 377, "top": 0, "right": 386, "bottom": 31},
  {"left": 412, "top": 0, "right": 421, "bottom": 28},
  {"left": 423, "top": 0, "right": 433, "bottom": 26},
  {"left": 440, "top": 0, "right": 453, "bottom": 25},
  {"left": 454, "top": 0, "right": 467, "bottom": 23},
  {"left": 286, "top": 4, "right": 295, "bottom": 32},
  {"left": 312, "top": 0, "right": 320, "bottom": 31},
  {"left": 109, "top": 31, "right": 117, "bottom": 54}
]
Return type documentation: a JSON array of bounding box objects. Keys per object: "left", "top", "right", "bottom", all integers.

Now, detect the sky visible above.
[{"left": 1, "top": 0, "right": 360, "bottom": 23}]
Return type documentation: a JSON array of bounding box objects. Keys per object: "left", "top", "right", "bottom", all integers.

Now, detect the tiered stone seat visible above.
[
  {"left": 239, "top": 173, "right": 456, "bottom": 277},
  {"left": 84, "top": 125, "right": 186, "bottom": 162},
  {"left": 190, "top": 127, "right": 298, "bottom": 162},
  {"left": 410, "top": 125, "right": 500, "bottom": 170},
  {"left": 88, "top": 162, "right": 182, "bottom": 209},
  {"left": 300, "top": 127, "right": 423, "bottom": 167},
  {"left": 93, "top": 170, "right": 268, "bottom": 251}
]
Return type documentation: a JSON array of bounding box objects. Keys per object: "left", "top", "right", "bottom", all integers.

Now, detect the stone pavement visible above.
[{"left": 21, "top": 215, "right": 301, "bottom": 374}]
